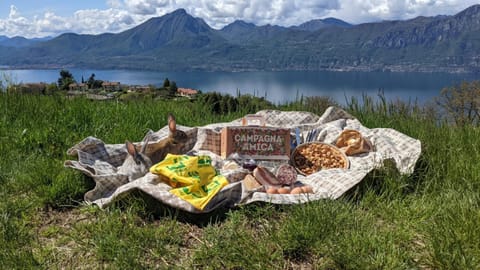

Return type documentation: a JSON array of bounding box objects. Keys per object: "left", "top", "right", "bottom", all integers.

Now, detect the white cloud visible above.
[
  {"left": 125, "top": 0, "right": 171, "bottom": 15},
  {"left": 107, "top": 0, "right": 124, "bottom": 9},
  {"left": 177, "top": 0, "right": 339, "bottom": 28},
  {"left": 0, "top": 5, "right": 137, "bottom": 38},
  {"left": 0, "top": 0, "right": 478, "bottom": 38},
  {"left": 34, "top": 12, "right": 71, "bottom": 34},
  {"left": 73, "top": 9, "right": 135, "bottom": 33},
  {"left": 1, "top": 5, "right": 35, "bottom": 37},
  {"left": 329, "top": 0, "right": 479, "bottom": 24}
]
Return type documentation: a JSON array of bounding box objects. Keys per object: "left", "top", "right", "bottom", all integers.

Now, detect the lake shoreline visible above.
[
  {"left": 2, "top": 64, "right": 479, "bottom": 75},
  {"left": 2, "top": 68, "right": 478, "bottom": 105}
]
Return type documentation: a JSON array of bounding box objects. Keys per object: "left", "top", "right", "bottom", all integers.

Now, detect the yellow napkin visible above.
[{"left": 150, "top": 154, "right": 228, "bottom": 210}]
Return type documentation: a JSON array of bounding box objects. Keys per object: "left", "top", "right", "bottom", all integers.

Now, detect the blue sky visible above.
[
  {"left": 0, "top": 1, "right": 109, "bottom": 18},
  {"left": 1, "top": 0, "right": 478, "bottom": 38}
]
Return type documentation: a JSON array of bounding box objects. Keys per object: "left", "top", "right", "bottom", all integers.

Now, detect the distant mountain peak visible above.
[
  {"left": 109, "top": 7, "right": 222, "bottom": 51},
  {"left": 132, "top": 8, "right": 213, "bottom": 35},
  {"left": 455, "top": 4, "right": 480, "bottom": 18},
  {"left": 230, "top": 20, "right": 256, "bottom": 28},
  {"left": 220, "top": 20, "right": 257, "bottom": 39},
  {"left": 0, "top": 35, "right": 53, "bottom": 47},
  {"left": 170, "top": 8, "right": 187, "bottom": 15},
  {"left": 322, "top": 17, "right": 352, "bottom": 26},
  {"left": 292, "top": 17, "right": 352, "bottom": 31}
]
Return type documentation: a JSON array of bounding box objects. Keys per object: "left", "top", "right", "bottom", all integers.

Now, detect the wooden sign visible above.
[{"left": 221, "top": 126, "right": 291, "bottom": 160}]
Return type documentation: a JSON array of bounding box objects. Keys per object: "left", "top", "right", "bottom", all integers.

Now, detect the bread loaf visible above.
[{"left": 242, "top": 174, "right": 262, "bottom": 191}]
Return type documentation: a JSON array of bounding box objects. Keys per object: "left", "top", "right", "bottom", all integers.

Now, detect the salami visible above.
[
  {"left": 276, "top": 163, "right": 297, "bottom": 185},
  {"left": 253, "top": 166, "right": 282, "bottom": 187}
]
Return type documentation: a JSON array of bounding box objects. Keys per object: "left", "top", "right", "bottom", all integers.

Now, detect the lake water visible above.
[{"left": 2, "top": 69, "right": 478, "bottom": 105}]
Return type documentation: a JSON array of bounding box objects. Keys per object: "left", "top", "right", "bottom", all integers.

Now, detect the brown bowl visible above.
[{"left": 291, "top": 142, "right": 349, "bottom": 175}]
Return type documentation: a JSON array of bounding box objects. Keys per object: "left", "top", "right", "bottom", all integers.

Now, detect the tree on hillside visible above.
[
  {"left": 87, "top": 73, "right": 95, "bottom": 88},
  {"left": 57, "top": 69, "right": 76, "bottom": 90},
  {"left": 198, "top": 92, "right": 222, "bottom": 113},
  {"left": 44, "top": 83, "right": 58, "bottom": 95},
  {"left": 437, "top": 80, "right": 480, "bottom": 126},
  {"left": 163, "top": 78, "right": 170, "bottom": 88},
  {"left": 168, "top": 81, "right": 178, "bottom": 97},
  {"left": 86, "top": 73, "right": 104, "bottom": 89}
]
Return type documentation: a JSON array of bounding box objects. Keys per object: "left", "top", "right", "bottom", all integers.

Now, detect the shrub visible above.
[{"left": 436, "top": 80, "right": 480, "bottom": 126}]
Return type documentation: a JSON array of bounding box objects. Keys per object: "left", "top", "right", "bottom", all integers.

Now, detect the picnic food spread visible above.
[
  {"left": 146, "top": 114, "right": 372, "bottom": 208},
  {"left": 216, "top": 115, "right": 373, "bottom": 198},
  {"left": 141, "top": 114, "right": 370, "bottom": 208},
  {"left": 65, "top": 107, "right": 422, "bottom": 213}
]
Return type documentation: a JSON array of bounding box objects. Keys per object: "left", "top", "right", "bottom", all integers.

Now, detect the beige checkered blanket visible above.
[{"left": 65, "top": 107, "right": 421, "bottom": 213}]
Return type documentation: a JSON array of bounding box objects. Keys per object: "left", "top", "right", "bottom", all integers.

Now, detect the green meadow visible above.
[{"left": 1, "top": 88, "right": 479, "bottom": 269}]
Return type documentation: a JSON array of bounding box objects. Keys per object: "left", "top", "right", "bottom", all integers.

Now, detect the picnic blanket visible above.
[{"left": 64, "top": 106, "right": 421, "bottom": 213}]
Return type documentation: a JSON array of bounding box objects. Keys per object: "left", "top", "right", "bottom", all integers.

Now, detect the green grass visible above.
[{"left": 1, "top": 92, "right": 480, "bottom": 269}]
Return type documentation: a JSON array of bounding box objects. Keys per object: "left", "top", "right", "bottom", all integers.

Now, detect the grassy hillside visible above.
[{"left": 0, "top": 93, "right": 479, "bottom": 269}]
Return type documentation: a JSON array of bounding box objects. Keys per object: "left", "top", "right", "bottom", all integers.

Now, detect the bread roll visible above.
[{"left": 336, "top": 129, "right": 373, "bottom": 156}]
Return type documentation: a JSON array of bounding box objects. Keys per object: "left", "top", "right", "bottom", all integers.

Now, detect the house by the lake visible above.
[
  {"left": 177, "top": 87, "right": 198, "bottom": 98},
  {"left": 129, "top": 85, "right": 152, "bottom": 93},
  {"left": 69, "top": 83, "right": 88, "bottom": 91},
  {"left": 16, "top": 83, "right": 48, "bottom": 94},
  {"left": 102, "top": 81, "right": 121, "bottom": 91}
]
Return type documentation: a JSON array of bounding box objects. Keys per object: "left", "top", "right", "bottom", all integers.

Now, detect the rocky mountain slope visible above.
[{"left": 1, "top": 5, "right": 479, "bottom": 73}]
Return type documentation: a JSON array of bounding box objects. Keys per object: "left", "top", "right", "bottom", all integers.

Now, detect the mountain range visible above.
[
  {"left": 1, "top": 5, "right": 479, "bottom": 73},
  {"left": 0, "top": 35, "right": 52, "bottom": 48}
]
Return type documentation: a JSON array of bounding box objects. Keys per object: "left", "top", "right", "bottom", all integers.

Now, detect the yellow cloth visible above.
[{"left": 150, "top": 154, "right": 228, "bottom": 210}]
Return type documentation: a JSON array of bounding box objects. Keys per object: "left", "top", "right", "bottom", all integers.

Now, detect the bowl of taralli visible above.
[{"left": 291, "top": 142, "right": 349, "bottom": 175}]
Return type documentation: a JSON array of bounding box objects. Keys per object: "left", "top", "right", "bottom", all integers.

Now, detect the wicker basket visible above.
[{"left": 291, "top": 142, "right": 349, "bottom": 175}]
